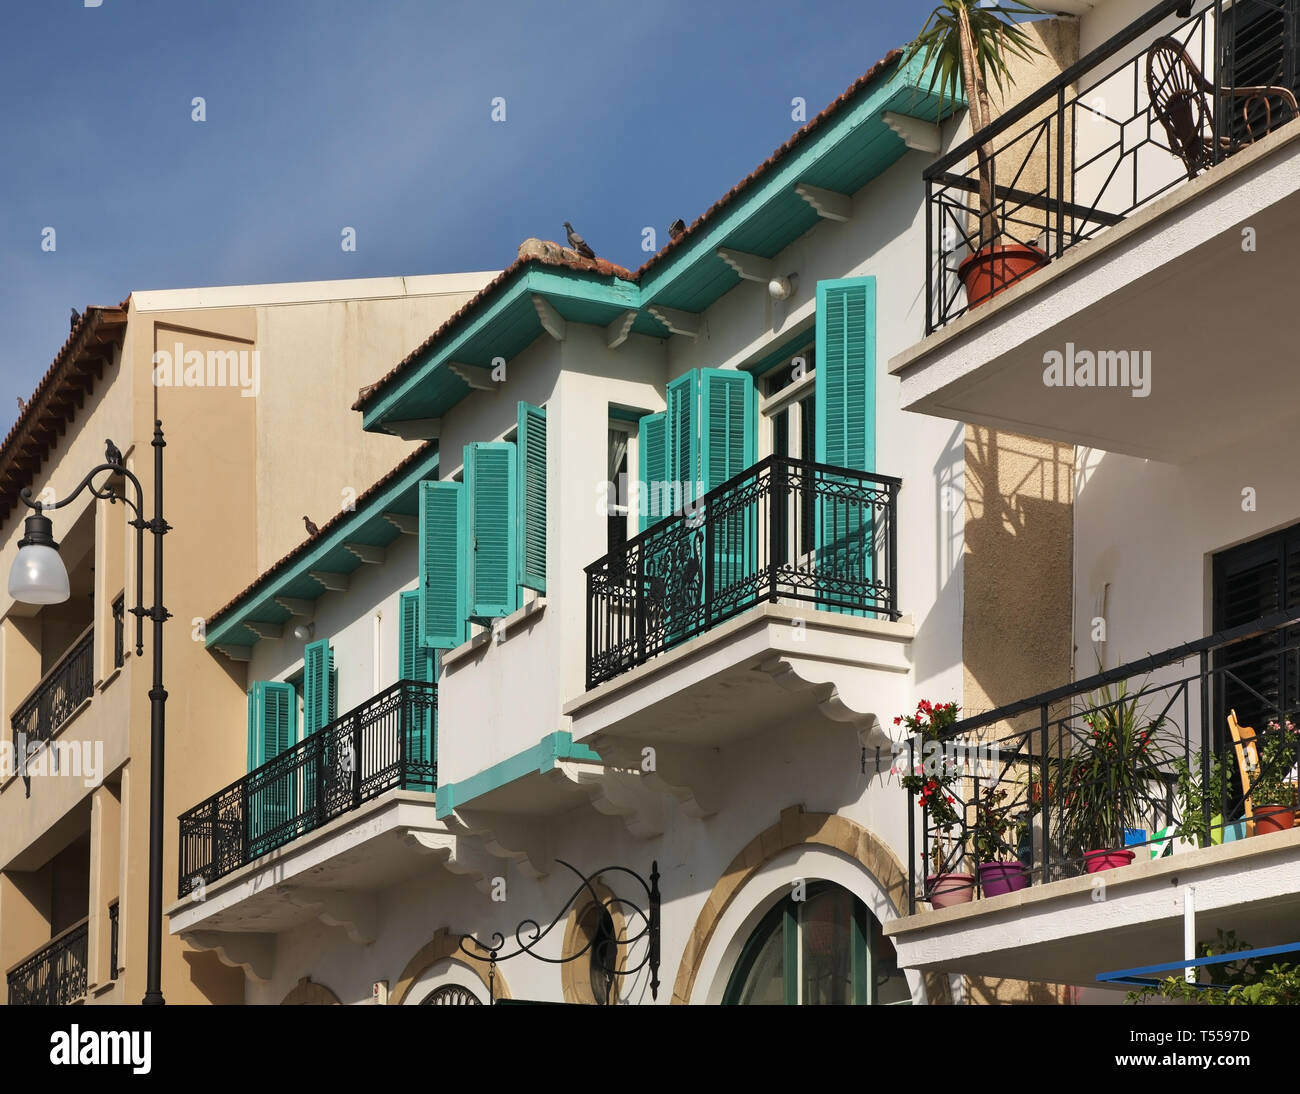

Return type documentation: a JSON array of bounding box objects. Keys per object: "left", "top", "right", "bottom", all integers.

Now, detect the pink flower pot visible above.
[
  {"left": 978, "top": 861, "right": 1030, "bottom": 896},
  {"left": 1083, "top": 848, "right": 1135, "bottom": 873},
  {"left": 926, "top": 872, "right": 975, "bottom": 909}
]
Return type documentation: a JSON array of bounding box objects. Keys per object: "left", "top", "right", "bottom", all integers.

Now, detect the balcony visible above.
[
  {"left": 6, "top": 918, "right": 89, "bottom": 1005},
  {"left": 886, "top": 612, "right": 1300, "bottom": 988},
  {"left": 893, "top": 0, "right": 1300, "bottom": 461},
  {"left": 11, "top": 625, "right": 94, "bottom": 759},
  {"left": 569, "top": 456, "right": 910, "bottom": 762},
  {"left": 177, "top": 680, "right": 436, "bottom": 897}
]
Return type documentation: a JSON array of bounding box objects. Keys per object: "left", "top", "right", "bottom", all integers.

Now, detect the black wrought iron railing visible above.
[
  {"left": 177, "top": 679, "right": 436, "bottom": 897},
  {"left": 6, "top": 919, "right": 89, "bottom": 1005},
  {"left": 11, "top": 625, "right": 95, "bottom": 753},
  {"left": 112, "top": 593, "right": 125, "bottom": 670},
  {"left": 585, "top": 455, "right": 901, "bottom": 690},
  {"left": 108, "top": 900, "right": 119, "bottom": 981},
  {"left": 925, "top": 0, "right": 1300, "bottom": 332},
  {"left": 905, "top": 611, "right": 1300, "bottom": 913}
]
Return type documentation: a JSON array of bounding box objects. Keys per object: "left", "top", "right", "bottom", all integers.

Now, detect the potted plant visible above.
[
  {"left": 1055, "top": 681, "right": 1170, "bottom": 873},
  {"left": 902, "top": 0, "right": 1049, "bottom": 308},
  {"left": 1251, "top": 719, "right": 1299, "bottom": 835},
  {"left": 971, "top": 783, "right": 1030, "bottom": 896},
  {"left": 897, "top": 700, "right": 973, "bottom": 906},
  {"left": 1172, "top": 747, "right": 1234, "bottom": 849}
]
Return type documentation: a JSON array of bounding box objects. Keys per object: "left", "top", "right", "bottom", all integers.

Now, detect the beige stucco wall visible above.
[
  {"left": 0, "top": 274, "right": 491, "bottom": 1004},
  {"left": 960, "top": 425, "right": 1074, "bottom": 1005}
]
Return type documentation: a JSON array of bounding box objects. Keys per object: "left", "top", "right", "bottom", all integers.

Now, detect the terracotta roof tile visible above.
[
  {"left": 353, "top": 50, "right": 902, "bottom": 415},
  {"left": 206, "top": 441, "right": 438, "bottom": 629},
  {"left": 0, "top": 302, "right": 130, "bottom": 528}
]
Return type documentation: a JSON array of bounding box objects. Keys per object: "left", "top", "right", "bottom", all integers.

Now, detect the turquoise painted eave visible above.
[
  {"left": 435, "top": 732, "right": 601, "bottom": 819},
  {"left": 204, "top": 446, "right": 440, "bottom": 652},
  {"left": 362, "top": 53, "right": 962, "bottom": 434},
  {"left": 361, "top": 268, "right": 640, "bottom": 432}
]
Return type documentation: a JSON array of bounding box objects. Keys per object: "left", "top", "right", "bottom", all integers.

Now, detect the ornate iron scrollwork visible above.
[{"left": 458, "top": 859, "right": 661, "bottom": 1005}]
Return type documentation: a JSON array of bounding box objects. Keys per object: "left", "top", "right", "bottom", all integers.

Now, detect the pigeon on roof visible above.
[
  {"left": 303, "top": 515, "right": 320, "bottom": 536},
  {"left": 563, "top": 221, "right": 595, "bottom": 259},
  {"left": 16, "top": 395, "right": 26, "bottom": 414},
  {"left": 70, "top": 307, "right": 81, "bottom": 331},
  {"left": 668, "top": 219, "right": 686, "bottom": 240}
]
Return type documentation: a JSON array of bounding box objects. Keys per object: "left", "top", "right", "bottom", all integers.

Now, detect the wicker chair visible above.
[{"left": 1147, "top": 35, "right": 1298, "bottom": 179}]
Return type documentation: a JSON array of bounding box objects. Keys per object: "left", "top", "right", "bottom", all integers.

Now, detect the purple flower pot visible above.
[{"left": 978, "top": 861, "right": 1030, "bottom": 897}]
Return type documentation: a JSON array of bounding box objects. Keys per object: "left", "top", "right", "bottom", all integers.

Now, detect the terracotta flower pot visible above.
[
  {"left": 978, "top": 861, "right": 1030, "bottom": 897},
  {"left": 927, "top": 872, "right": 975, "bottom": 909},
  {"left": 1083, "top": 848, "right": 1135, "bottom": 873},
  {"left": 958, "top": 242, "right": 1050, "bottom": 309},
  {"left": 1253, "top": 805, "right": 1296, "bottom": 835}
]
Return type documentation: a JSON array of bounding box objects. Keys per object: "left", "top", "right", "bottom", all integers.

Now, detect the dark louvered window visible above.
[
  {"left": 1211, "top": 524, "right": 1300, "bottom": 746},
  {"left": 1220, "top": 0, "right": 1300, "bottom": 144}
]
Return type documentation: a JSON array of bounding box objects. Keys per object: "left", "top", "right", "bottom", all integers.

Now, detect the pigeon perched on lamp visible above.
[
  {"left": 563, "top": 221, "right": 595, "bottom": 259},
  {"left": 105, "top": 439, "right": 123, "bottom": 466}
]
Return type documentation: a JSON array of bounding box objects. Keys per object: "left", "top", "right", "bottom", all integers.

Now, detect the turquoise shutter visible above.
[
  {"left": 398, "top": 588, "right": 434, "bottom": 791},
  {"left": 638, "top": 412, "right": 667, "bottom": 531},
  {"left": 466, "top": 442, "right": 519, "bottom": 619},
  {"left": 700, "top": 369, "right": 758, "bottom": 620},
  {"left": 246, "top": 681, "right": 297, "bottom": 854},
  {"left": 700, "top": 369, "right": 756, "bottom": 490},
  {"left": 666, "top": 371, "right": 700, "bottom": 513},
  {"left": 815, "top": 277, "right": 877, "bottom": 616},
  {"left": 246, "top": 681, "right": 297, "bottom": 768},
  {"left": 517, "top": 402, "right": 547, "bottom": 593},
  {"left": 303, "top": 639, "right": 334, "bottom": 734},
  {"left": 420, "top": 480, "right": 468, "bottom": 648},
  {"left": 815, "top": 277, "right": 875, "bottom": 471}
]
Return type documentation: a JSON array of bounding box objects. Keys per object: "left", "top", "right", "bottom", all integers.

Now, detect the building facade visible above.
[
  {"left": 168, "top": 38, "right": 1080, "bottom": 1005},
  {"left": 1, "top": 273, "right": 492, "bottom": 1004},
  {"left": 888, "top": 0, "right": 1300, "bottom": 996}
]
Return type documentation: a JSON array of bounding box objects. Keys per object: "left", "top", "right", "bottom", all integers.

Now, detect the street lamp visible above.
[{"left": 8, "top": 421, "right": 170, "bottom": 1006}]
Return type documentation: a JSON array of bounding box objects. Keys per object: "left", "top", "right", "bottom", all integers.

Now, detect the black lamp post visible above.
[{"left": 8, "top": 421, "right": 170, "bottom": 1006}]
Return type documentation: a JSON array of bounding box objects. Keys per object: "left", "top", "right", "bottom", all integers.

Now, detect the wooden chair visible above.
[
  {"left": 1146, "top": 36, "right": 1299, "bottom": 179},
  {"left": 1227, "top": 709, "right": 1259, "bottom": 838}
]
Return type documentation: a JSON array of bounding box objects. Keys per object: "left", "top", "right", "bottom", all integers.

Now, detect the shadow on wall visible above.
[
  {"left": 966, "top": 974, "right": 1072, "bottom": 1005},
  {"left": 962, "top": 426, "right": 1074, "bottom": 728}
]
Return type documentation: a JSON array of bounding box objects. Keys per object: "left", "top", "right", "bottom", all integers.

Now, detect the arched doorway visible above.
[{"left": 722, "top": 881, "right": 910, "bottom": 1005}]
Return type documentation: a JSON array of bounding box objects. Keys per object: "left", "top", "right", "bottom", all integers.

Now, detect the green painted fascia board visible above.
[
  {"left": 638, "top": 59, "right": 940, "bottom": 305},
  {"left": 204, "top": 446, "right": 441, "bottom": 650},
  {"left": 362, "top": 268, "right": 640, "bottom": 434},
  {"left": 436, "top": 731, "right": 601, "bottom": 818}
]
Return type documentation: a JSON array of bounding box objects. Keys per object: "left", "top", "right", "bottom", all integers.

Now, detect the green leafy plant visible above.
[
  {"left": 1054, "top": 680, "right": 1171, "bottom": 860},
  {"left": 897, "top": 700, "right": 964, "bottom": 872},
  {"left": 900, "top": 0, "right": 1044, "bottom": 248},
  {"left": 1128, "top": 930, "right": 1300, "bottom": 1005},
  {"left": 970, "top": 783, "right": 1017, "bottom": 864},
  {"left": 1172, "top": 748, "right": 1231, "bottom": 848},
  {"left": 1252, "top": 719, "right": 1300, "bottom": 809}
]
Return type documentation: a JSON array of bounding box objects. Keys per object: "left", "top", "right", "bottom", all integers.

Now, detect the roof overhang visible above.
[{"left": 361, "top": 52, "right": 962, "bottom": 435}]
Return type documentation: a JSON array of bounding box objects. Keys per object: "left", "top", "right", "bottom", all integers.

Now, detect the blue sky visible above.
[{"left": 1, "top": 0, "right": 928, "bottom": 432}]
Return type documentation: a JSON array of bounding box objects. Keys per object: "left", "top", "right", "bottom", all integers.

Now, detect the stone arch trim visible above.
[
  {"left": 671, "top": 804, "right": 952, "bottom": 1005},
  {"left": 281, "top": 977, "right": 342, "bottom": 1005},
  {"left": 391, "top": 927, "right": 512, "bottom": 1004},
  {"left": 559, "top": 877, "right": 626, "bottom": 1004}
]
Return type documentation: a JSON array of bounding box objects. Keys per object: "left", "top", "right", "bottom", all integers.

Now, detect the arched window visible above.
[{"left": 722, "top": 881, "right": 910, "bottom": 1005}]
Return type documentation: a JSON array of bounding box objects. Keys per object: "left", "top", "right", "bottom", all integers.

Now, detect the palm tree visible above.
[{"left": 902, "top": 0, "right": 1044, "bottom": 251}]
